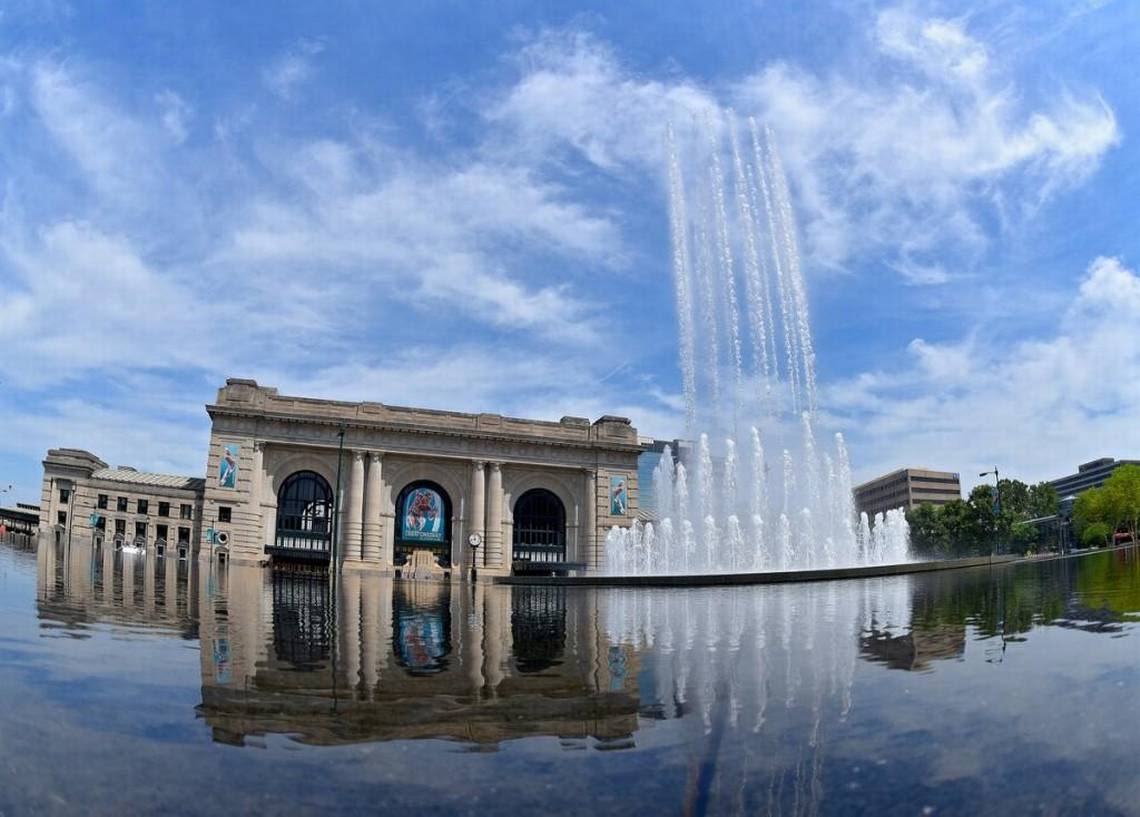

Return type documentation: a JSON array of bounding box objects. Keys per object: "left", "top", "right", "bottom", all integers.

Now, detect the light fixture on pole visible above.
[{"left": 979, "top": 468, "right": 1001, "bottom": 556}]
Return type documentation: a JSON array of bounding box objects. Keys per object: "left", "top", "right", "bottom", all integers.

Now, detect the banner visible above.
[
  {"left": 610, "top": 475, "right": 628, "bottom": 516},
  {"left": 401, "top": 486, "right": 445, "bottom": 543},
  {"left": 218, "top": 444, "right": 239, "bottom": 489}
]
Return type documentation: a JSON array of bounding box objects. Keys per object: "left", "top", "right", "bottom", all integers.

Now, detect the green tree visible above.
[
  {"left": 1102, "top": 464, "right": 1140, "bottom": 542},
  {"left": 1027, "top": 482, "right": 1059, "bottom": 519},
  {"left": 1080, "top": 522, "right": 1112, "bottom": 548},
  {"left": 996, "top": 478, "right": 1031, "bottom": 518}
]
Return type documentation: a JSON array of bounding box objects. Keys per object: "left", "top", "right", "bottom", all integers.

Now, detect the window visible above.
[
  {"left": 95, "top": 516, "right": 106, "bottom": 531},
  {"left": 137, "top": 499, "right": 149, "bottom": 515},
  {"left": 158, "top": 502, "right": 170, "bottom": 517},
  {"left": 218, "top": 506, "right": 232, "bottom": 523},
  {"left": 117, "top": 497, "right": 128, "bottom": 512},
  {"left": 57, "top": 511, "right": 67, "bottom": 526},
  {"left": 115, "top": 519, "right": 126, "bottom": 535},
  {"left": 134, "top": 521, "right": 147, "bottom": 539},
  {"left": 180, "top": 503, "right": 193, "bottom": 520},
  {"left": 156, "top": 524, "right": 168, "bottom": 542},
  {"left": 59, "top": 488, "right": 71, "bottom": 504},
  {"left": 97, "top": 494, "right": 108, "bottom": 509},
  {"left": 177, "top": 526, "right": 190, "bottom": 544}
]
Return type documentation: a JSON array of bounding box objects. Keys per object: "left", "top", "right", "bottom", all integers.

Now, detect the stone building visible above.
[
  {"left": 39, "top": 448, "right": 205, "bottom": 556},
  {"left": 39, "top": 378, "right": 644, "bottom": 576}
]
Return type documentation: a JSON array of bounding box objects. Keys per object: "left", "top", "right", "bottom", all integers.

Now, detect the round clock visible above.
[{"left": 467, "top": 533, "right": 483, "bottom": 547}]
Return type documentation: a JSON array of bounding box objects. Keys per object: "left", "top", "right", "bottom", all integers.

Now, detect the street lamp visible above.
[{"left": 979, "top": 468, "right": 1001, "bottom": 556}]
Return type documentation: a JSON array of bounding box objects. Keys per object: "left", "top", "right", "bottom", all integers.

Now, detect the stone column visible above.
[
  {"left": 583, "top": 469, "right": 597, "bottom": 570},
  {"left": 486, "top": 462, "right": 503, "bottom": 569},
  {"left": 469, "top": 461, "right": 485, "bottom": 569},
  {"left": 344, "top": 451, "right": 365, "bottom": 562},
  {"left": 362, "top": 452, "right": 383, "bottom": 564}
]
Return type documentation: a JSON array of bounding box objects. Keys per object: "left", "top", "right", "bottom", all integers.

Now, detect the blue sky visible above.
[{"left": 1, "top": 0, "right": 1138, "bottom": 504}]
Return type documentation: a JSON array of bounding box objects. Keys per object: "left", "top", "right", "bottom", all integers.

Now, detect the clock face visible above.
[{"left": 467, "top": 533, "right": 482, "bottom": 547}]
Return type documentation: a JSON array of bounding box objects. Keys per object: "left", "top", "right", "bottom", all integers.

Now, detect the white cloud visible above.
[
  {"left": 833, "top": 256, "right": 1140, "bottom": 487},
  {"left": 733, "top": 8, "right": 1119, "bottom": 280},
  {"left": 155, "top": 89, "right": 191, "bottom": 143},
  {"left": 486, "top": 16, "right": 1118, "bottom": 284},
  {"left": 262, "top": 38, "right": 325, "bottom": 100}
]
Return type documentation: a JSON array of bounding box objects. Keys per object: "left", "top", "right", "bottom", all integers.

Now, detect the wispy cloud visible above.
[
  {"left": 262, "top": 38, "right": 325, "bottom": 100},
  {"left": 831, "top": 256, "right": 1140, "bottom": 487}
]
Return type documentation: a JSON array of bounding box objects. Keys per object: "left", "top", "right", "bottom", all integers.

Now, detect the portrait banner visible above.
[
  {"left": 218, "top": 444, "right": 239, "bottom": 489},
  {"left": 610, "top": 475, "right": 628, "bottom": 516},
  {"left": 402, "top": 486, "right": 445, "bottom": 543}
]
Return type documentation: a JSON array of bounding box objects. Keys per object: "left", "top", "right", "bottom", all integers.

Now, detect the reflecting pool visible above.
[{"left": 3, "top": 536, "right": 1139, "bottom": 815}]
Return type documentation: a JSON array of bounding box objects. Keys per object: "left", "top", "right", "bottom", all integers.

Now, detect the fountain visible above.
[{"left": 604, "top": 114, "right": 909, "bottom": 575}]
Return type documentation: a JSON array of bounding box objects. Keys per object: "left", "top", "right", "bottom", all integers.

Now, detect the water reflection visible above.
[
  {"left": 22, "top": 536, "right": 1140, "bottom": 815},
  {"left": 35, "top": 534, "right": 197, "bottom": 637}
]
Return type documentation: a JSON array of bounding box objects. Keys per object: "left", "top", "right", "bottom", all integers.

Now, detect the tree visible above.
[
  {"left": 1080, "top": 522, "right": 1112, "bottom": 548},
  {"left": 1027, "top": 482, "right": 1059, "bottom": 519},
  {"left": 996, "top": 479, "right": 1031, "bottom": 518},
  {"left": 1102, "top": 464, "right": 1140, "bottom": 542}
]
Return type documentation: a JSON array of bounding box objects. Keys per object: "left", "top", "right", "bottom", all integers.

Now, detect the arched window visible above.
[
  {"left": 275, "top": 471, "right": 333, "bottom": 558},
  {"left": 394, "top": 481, "right": 452, "bottom": 567},
  {"left": 512, "top": 488, "right": 566, "bottom": 568}
]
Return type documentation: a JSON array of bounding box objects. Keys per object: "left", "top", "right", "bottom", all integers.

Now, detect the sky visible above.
[{"left": 1, "top": 0, "right": 1138, "bottom": 504}]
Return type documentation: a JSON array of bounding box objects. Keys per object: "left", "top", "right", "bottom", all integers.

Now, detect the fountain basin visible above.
[{"left": 496, "top": 553, "right": 1021, "bottom": 587}]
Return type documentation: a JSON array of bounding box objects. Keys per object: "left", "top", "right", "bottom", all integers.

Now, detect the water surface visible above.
[{"left": 2, "top": 537, "right": 1138, "bottom": 816}]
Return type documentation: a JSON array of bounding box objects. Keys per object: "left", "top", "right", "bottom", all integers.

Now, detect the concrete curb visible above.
[{"left": 493, "top": 553, "right": 1022, "bottom": 588}]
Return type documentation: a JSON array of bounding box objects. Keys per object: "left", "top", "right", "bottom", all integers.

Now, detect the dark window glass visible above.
[
  {"left": 97, "top": 494, "right": 108, "bottom": 509},
  {"left": 218, "top": 506, "right": 232, "bottom": 523},
  {"left": 180, "top": 504, "right": 193, "bottom": 519},
  {"left": 275, "top": 471, "right": 334, "bottom": 556},
  {"left": 57, "top": 511, "right": 67, "bottom": 526},
  {"left": 177, "top": 526, "right": 190, "bottom": 544},
  {"left": 156, "top": 524, "right": 168, "bottom": 541},
  {"left": 96, "top": 516, "right": 106, "bottom": 531},
  {"left": 59, "top": 489, "right": 70, "bottom": 504},
  {"left": 158, "top": 502, "right": 170, "bottom": 517},
  {"left": 512, "top": 489, "right": 567, "bottom": 565},
  {"left": 117, "top": 497, "right": 128, "bottom": 512},
  {"left": 137, "top": 499, "right": 149, "bottom": 515},
  {"left": 115, "top": 519, "right": 126, "bottom": 535},
  {"left": 135, "top": 521, "right": 147, "bottom": 538}
]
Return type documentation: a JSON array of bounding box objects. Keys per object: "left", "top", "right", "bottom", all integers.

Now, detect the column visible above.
[
  {"left": 485, "top": 462, "right": 503, "bottom": 569},
  {"left": 362, "top": 452, "right": 383, "bottom": 564},
  {"left": 344, "top": 450, "right": 365, "bottom": 562},
  {"left": 583, "top": 469, "right": 597, "bottom": 570},
  {"left": 469, "top": 461, "right": 485, "bottom": 569}
]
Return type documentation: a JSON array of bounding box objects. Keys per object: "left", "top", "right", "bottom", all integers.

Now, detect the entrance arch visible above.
[
  {"left": 512, "top": 488, "right": 566, "bottom": 570},
  {"left": 273, "top": 470, "right": 333, "bottom": 561},
  {"left": 394, "top": 480, "right": 452, "bottom": 568}
]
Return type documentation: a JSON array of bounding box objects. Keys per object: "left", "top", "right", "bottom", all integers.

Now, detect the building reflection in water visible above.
[
  {"left": 31, "top": 534, "right": 1135, "bottom": 815},
  {"left": 196, "top": 565, "right": 640, "bottom": 749},
  {"left": 35, "top": 534, "right": 197, "bottom": 636}
]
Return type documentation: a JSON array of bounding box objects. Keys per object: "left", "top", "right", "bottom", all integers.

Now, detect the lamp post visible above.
[
  {"left": 979, "top": 468, "right": 1001, "bottom": 556},
  {"left": 331, "top": 424, "right": 347, "bottom": 573}
]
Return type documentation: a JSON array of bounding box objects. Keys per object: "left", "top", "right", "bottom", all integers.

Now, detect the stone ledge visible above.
[{"left": 493, "top": 554, "right": 1022, "bottom": 588}]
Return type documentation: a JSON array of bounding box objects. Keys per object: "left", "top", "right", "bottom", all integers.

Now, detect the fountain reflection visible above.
[{"left": 26, "top": 535, "right": 1140, "bottom": 814}]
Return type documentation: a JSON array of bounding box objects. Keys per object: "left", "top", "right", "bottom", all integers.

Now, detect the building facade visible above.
[
  {"left": 39, "top": 448, "right": 205, "bottom": 556},
  {"left": 1048, "top": 457, "right": 1140, "bottom": 498},
  {"left": 854, "top": 468, "right": 962, "bottom": 519},
  {"left": 40, "top": 379, "right": 644, "bottom": 577}
]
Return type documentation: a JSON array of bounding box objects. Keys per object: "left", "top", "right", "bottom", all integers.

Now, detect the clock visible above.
[{"left": 467, "top": 533, "right": 483, "bottom": 547}]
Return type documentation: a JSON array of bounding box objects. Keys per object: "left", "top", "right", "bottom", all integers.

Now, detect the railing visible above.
[{"left": 268, "top": 530, "right": 331, "bottom": 563}]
